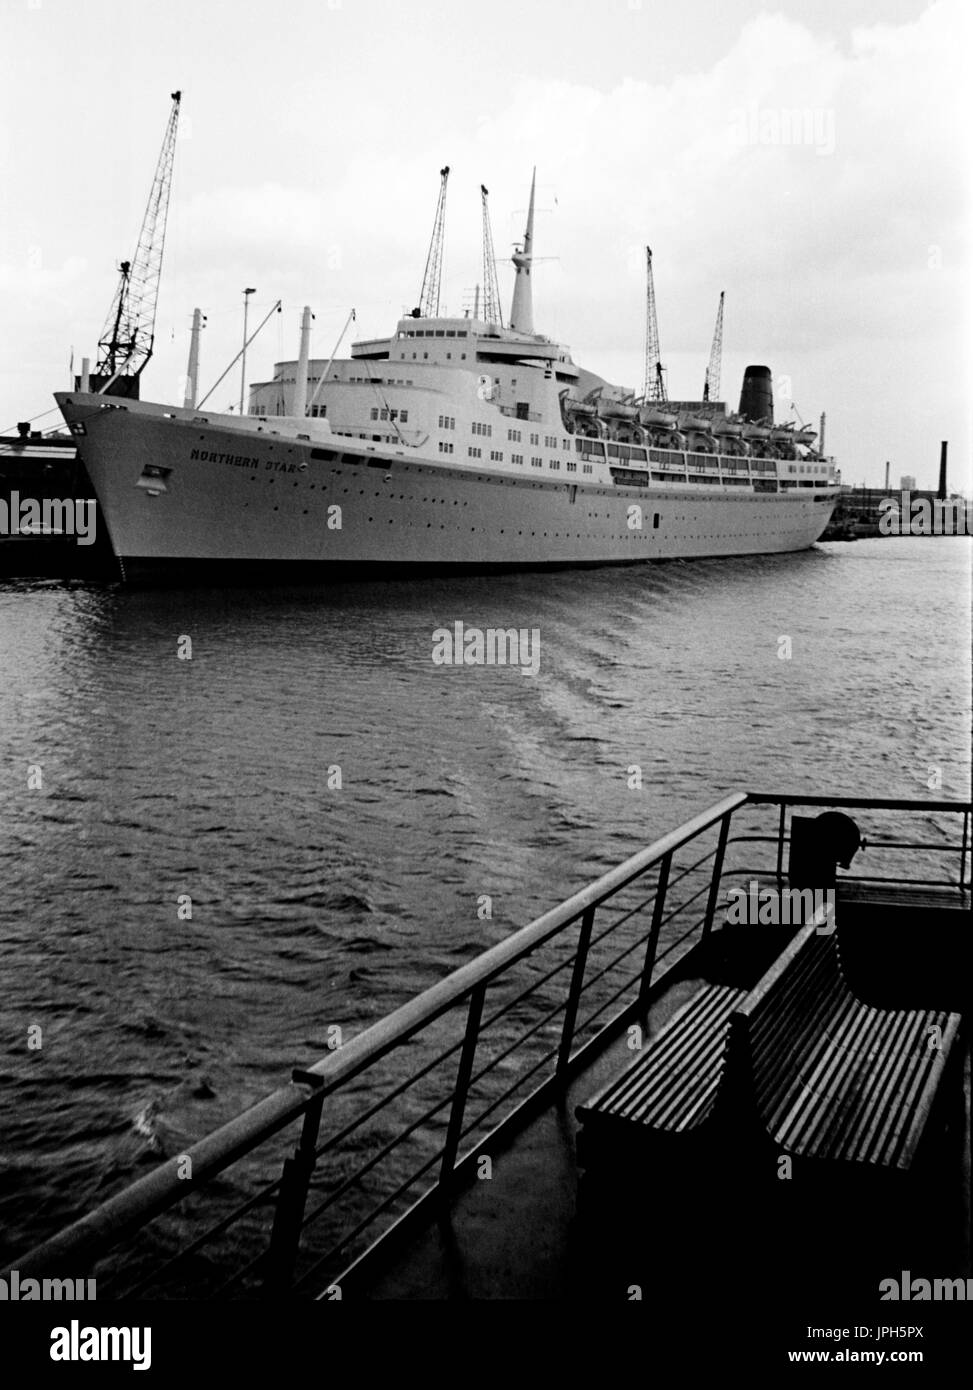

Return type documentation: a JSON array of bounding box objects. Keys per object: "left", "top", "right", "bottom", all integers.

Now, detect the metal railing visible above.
[{"left": 6, "top": 791, "right": 969, "bottom": 1299}]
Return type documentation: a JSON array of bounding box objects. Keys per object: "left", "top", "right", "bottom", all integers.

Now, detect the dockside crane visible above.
[
  {"left": 641, "top": 246, "right": 667, "bottom": 402},
  {"left": 412, "top": 165, "right": 450, "bottom": 319},
  {"left": 93, "top": 91, "right": 182, "bottom": 396},
  {"left": 703, "top": 291, "right": 725, "bottom": 403},
  {"left": 480, "top": 185, "right": 504, "bottom": 327}
]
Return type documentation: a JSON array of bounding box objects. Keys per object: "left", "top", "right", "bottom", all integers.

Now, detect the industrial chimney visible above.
[
  {"left": 938, "top": 441, "right": 948, "bottom": 500},
  {"left": 738, "top": 366, "right": 774, "bottom": 424}
]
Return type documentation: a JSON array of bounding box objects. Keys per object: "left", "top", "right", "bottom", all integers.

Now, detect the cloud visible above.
[{"left": 2, "top": 0, "right": 967, "bottom": 483}]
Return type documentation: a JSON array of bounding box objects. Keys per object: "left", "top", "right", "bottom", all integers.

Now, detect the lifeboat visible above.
[
  {"left": 562, "top": 397, "right": 597, "bottom": 417},
  {"left": 711, "top": 416, "right": 744, "bottom": 437},
  {"left": 678, "top": 413, "right": 712, "bottom": 434},
  {"left": 639, "top": 406, "right": 678, "bottom": 430},
  {"left": 596, "top": 399, "right": 639, "bottom": 422}
]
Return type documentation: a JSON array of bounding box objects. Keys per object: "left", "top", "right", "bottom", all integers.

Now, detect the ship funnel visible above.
[
  {"left": 738, "top": 365, "right": 774, "bottom": 424},
  {"left": 509, "top": 168, "right": 536, "bottom": 335}
]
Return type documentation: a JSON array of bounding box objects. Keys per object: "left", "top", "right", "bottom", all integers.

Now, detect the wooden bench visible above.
[
  {"left": 718, "top": 924, "right": 962, "bottom": 1170},
  {"left": 575, "top": 980, "right": 749, "bottom": 1165},
  {"left": 577, "top": 924, "right": 962, "bottom": 1175}
]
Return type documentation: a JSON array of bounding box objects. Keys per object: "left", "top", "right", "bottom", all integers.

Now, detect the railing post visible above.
[
  {"left": 556, "top": 906, "right": 596, "bottom": 1081},
  {"left": 702, "top": 812, "right": 732, "bottom": 938},
  {"left": 639, "top": 852, "right": 672, "bottom": 1005},
  {"left": 775, "top": 802, "right": 787, "bottom": 886},
  {"left": 960, "top": 811, "right": 969, "bottom": 893},
  {"left": 439, "top": 984, "right": 486, "bottom": 1188},
  {"left": 263, "top": 1076, "right": 326, "bottom": 1296}
]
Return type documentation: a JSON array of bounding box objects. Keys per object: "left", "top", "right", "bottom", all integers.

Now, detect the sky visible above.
[{"left": 0, "top": 0, "right": 969, "bottom": 489}]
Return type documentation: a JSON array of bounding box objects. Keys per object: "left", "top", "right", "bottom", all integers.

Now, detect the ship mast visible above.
[
  {"left": 413, "top": 166, "right": 450, "bottom": 318},
  {"left": 480, "top": 185, "right": 504, "bottom": 327},
  {"left": 508, "top": 168, "right": 536, "bottom": 334},
  {"left": 642, "top": 246, "right": 667, "bottom": 403},
  {"left": 95, "top": 91, "right": 182, "bottom": 394},
  {"left": 703, "top": 291, "right": 725, "bottom": 403}
]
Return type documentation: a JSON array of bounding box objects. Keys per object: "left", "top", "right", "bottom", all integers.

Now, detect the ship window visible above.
[
  {"left": 529, "top": 433, "right": 539, "bottom": 445},
  {"left": 531, "top": 457, "right": 542, "bottom": 468},
  {"left": 380, "top": 409, "right": 388, "bottom": 420},
  {"left": 567, "top": 461, "right": 577, "bottom": 473},
  {"left": 446, "top": 330, "right": 456, "bottom": 337},
  {"left": 512, "top": 453, "right": 523, "bottom": 464},
  {"left": 653, "top": 513, "right": 660, "bottom": 528},
  {"left": 400, "top": 410, "right": 408, "bottom": 423},
  {"left": 582, "top": 464, "right": 593, "bottom": 474},
  {"left": 550, "top": 460, "right": 560, "bottom": 470},
  {"left": 607, "top": 443, "right": 620, "bottom": 458}
]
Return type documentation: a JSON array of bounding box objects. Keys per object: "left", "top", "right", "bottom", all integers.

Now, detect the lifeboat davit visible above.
[
  {"left": 771, "top": 425, "right": 797, "bottom": 460},
  {"left": 686, "top": 431, "right": 718, "bottom": 454},
  {"left": 652, "top": 429, "right": 687, "bottom": 452},
  {"left": 711, "top": 416, "right": 747, "bottom": 456},
  {"left": 718, "top": 435, "right": 749, "bottom": 457}
]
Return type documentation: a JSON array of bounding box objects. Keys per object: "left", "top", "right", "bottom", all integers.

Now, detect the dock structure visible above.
[
  {"left": 823, "top": 486, "right": 971, "bottom": 539},
  {"left": 3, "top": 793, "right": 969, "bottom": 1306}
]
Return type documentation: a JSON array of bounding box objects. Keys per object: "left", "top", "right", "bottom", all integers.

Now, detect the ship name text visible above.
[{"left": 190, "top": 448, "right": 260, "bottom": 469}]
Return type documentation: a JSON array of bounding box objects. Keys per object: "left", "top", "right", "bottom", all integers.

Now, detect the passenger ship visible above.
[{"left": 55, "top": 174, "right": 840, "bottom": 580}]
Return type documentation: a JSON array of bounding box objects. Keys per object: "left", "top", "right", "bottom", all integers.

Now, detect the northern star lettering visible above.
[{"left": 190, "top": 448, "right": 259, "bottom": 468}]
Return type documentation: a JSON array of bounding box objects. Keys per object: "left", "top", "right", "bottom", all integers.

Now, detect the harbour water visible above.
[{"left": 0, "top": 536, "right": 969, "bottom": 1264}]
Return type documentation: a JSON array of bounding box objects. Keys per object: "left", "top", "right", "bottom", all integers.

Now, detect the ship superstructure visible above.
[{"left": 56, "top": 169, "right": 839, "bottom": 579}]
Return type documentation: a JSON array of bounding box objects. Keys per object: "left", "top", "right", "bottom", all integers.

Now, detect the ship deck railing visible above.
[{"left": 5, "top": 792, "right": 969, "bottom": 1299}]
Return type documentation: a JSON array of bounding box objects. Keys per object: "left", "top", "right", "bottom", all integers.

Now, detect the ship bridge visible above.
[{"left": 352, "top": 316, "right": 579, "bottom": 386}]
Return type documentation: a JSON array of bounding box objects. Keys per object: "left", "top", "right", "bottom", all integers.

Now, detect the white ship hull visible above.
[{"left": 57, "top": 393, "right": 838, "bottom": 578}]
